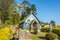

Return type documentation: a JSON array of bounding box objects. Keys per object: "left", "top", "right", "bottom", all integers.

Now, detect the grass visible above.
[
  {"left": 30, "top": 32, "right": 59, "bottom": 40},
  {"left": 31, "top": 32, "right": 47, "bottom": 40}
]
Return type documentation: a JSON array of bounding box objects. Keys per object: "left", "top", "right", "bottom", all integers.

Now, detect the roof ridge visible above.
[
  {"left": 32, "top": 13, "right": 40, "bottom": 22},
  {"left": 20, "top": 13, "right": 40, "bottom": 24},
  {"left": 20, "top": 13, "right": 31, "bottom": 23}
]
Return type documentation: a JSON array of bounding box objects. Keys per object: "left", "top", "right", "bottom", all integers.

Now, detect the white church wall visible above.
[{"left": 25, "top": 14, "right": 39, "bottom": 23}]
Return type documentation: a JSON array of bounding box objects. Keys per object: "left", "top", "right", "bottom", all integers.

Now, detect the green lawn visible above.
[
  {"left": 31, "top": 32, "right": 59, "bottom": 40},
  {"left": 31, "top": 32, "right": 47, "bottom": 40}
]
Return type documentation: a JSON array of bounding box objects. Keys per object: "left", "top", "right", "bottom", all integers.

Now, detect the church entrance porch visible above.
[{"left": 30, "top": 20, "right": 40, "bottom": 34}]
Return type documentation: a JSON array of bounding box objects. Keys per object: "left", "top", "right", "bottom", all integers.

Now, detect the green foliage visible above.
[
  {"left": 50, "top": 20, "right": 56, "bottom": 27},
  {"left": 5, "top": 20, "right": 13, "bottom": 25},
  {"left": 0, "top": 24, "right": 10, "bottom": 29},
  {"left": 41, "top": 28, "right": 50, "bottom": 32},
  {"left": 19, "top": 0, "right": 36, "bottom": 21},
  {"left": 0, "top": 24, "right": 5, "bottom": 28},
  {"left": 0, "top": 0, "right": 15, "bottom": 23},
  {"left": 0, "top": 0, "right": 20, "bottom": 26},
  {"left": 31, "top": 4, "right": 36, "bottom": 14},
  {"left": 41, "top": 27, "right": 60, "bottom": 37},
  {"left": 52, "top": 28, "right": 60, "bottom": 36},
  {"left": 45, "top": 33, "right": 58, "bottom": 40}
]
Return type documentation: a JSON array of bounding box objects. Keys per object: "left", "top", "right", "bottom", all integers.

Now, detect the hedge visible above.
[
  {"left": 52, "top": 28, "right": 60, "bottom": 36},
  {"left": 41, "top": 27, "right": 50, "bottom": 32},
  {"left": 41, "top": 27, "right": 60, "bottom": 36}
]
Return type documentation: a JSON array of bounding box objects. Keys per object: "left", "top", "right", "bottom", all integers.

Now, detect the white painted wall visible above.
[
  {"left": 23, "top": 14, "right": 40, "bottom": 30},
  {"left": 25, "top": 14, "right": 38, "bottom": 23}
]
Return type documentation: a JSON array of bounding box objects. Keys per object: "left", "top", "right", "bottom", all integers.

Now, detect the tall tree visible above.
[
  {"left": 19, "top": 0, "right": 36, "bottom": 21},
  {"left": 50, "top": 20, "right": 56, "bottom": 27},
  {"left": 0, "top": 0, "right": 20, "bottom": 25},
  {"left": 31, "top": 4, "right": 36, "bottom": 15}
]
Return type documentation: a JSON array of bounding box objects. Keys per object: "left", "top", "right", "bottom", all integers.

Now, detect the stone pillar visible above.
[
  {"left": 49, "top": 24, "right": 52, "bottom": 32},
  {"left": 31, "top": 24, "right": 34, "bottom": 32},
  {"left": 37, "top": 23, "right": 41, "bottom": 34}
]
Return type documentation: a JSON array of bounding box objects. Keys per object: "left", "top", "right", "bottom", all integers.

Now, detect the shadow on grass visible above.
[
  {"left": 30, "top": 32, "right": 37, "bottom": 35},
  {"left": 38, "top": 36, "right": 45, "bottom": 39}
]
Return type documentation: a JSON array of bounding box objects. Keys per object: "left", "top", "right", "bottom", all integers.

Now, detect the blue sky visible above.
[{"left": 15, "top": 0, "right": 60, "bottom": 25}]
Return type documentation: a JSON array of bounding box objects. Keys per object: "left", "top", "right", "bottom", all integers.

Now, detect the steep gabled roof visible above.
[
  {"left": 32, "top": 13, "right": 40, "bottom": 22},
  {"left": 19, "top": 14, "right": 30, "bottom": 24},
  {"left": 19, "top": 13, "right": 40, "bottom": 24}
]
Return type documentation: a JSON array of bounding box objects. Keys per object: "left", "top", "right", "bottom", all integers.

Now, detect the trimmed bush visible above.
[
  {"left": 41, "top": 27, "right": 50, "bottom": 32},
  {"left": 41, "top": 27, "right": 60, "bottom": 36}
]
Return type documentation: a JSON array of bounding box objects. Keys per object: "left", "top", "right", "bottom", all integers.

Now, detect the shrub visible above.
[
  {"left": 0, "top": 24, "right": 10, "bottom": 29},
  {"left": 45, "top": 33, "right": 58, "bottom": 40},
  {"left": 41, "top": 27, "right": 60, "bottom": 36},
  {"left": 0, "top": 27, "right": 11, "bottom": 40},
  {"left": 0, "top": 24, "right": 6, "bottom": 28},
  {"left": 52, "top": 28, "right": 60, "bottom": 36},
  {"left": 41, "top": 27, "right": 50, "bottom": 32}
]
